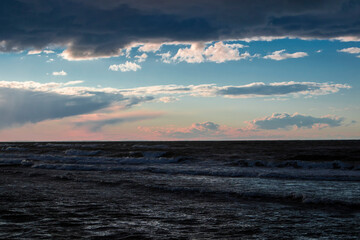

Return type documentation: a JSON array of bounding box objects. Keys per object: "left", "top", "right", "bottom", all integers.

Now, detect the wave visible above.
[
  {"left": 232, "top": 159, "right": 360, "bottom": 170},
  {"left": 25, "top": 162, "right": 360, "bottom": 181},
  {"left": 145, "top": 184, "right": 360, "bottom": 210}
]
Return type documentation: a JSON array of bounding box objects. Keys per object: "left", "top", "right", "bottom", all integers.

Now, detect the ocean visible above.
[{"left": 0, "top": 140, "right": 359, "bottom": 239}]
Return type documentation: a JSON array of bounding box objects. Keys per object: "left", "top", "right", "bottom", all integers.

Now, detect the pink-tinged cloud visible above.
[
  {"left": 0, "top": 111, "right": 163, "bottom": 141},
  {"left": 0, "top": 80, "right": 350, "bottom": 130},
  {"left": 74, "top": 111, "right": 162, "bottom": 132},
  {"left": 138, "top": 121, "right": 240, "bottom": 140}
]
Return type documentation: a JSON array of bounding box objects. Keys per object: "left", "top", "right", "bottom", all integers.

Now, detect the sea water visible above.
[{"left": 0, "top": 141, "right": 359, "bottom": 239}]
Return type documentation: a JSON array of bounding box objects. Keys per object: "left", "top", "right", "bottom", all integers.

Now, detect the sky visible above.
[{"left": 0, "top": 0, "right": 359, "bottom": 141}]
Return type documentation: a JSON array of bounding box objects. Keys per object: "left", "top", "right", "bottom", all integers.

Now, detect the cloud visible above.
[
  {"left": 338, "top": 47, "right": 360, "bottom": 57},
  {"left": 0, "top": 80, "right": 351, "bottom": 130},
  {"left": 139, "top": 121, "right": 224, "bottom": 139},
  {"left": 157, "top": 51, "right": 172, "bottom": 63},
  {"left": 172, "top": 42, "right": 205, "bottom": 63},
  {"left": 109, "top": 61, "right": 141, "bottom": 72},
  {"left": 337, "top": 47, "right": 360, "bottom": 54},
  {"left": 169, "top": 41, "right": 256, "bottom": 63},
  {"left": 246, "top": 113, "right": 344, "bottom": 130},
  {"left": 0, "top": 81, "right": 153, "bottom": 129},
  {"left": 120, "top": 82, "right": 350, "bottom": 98},
  {"left": 28, "top": 49, "right": 55, "bottom": 55},
  {"left": 263, "top": 49, "right": 308, "bottom": 60},
  {"left": 52, "top": 70, "right": 67, "bottom": 76},
  {"left": 1, "top": 0, "right": 359, "bottom": 60},
  {"left": 158, "top": 96, "right": 179, "bottom": 103},
  {"left": 27, "top": 50, "right": 42, "bottom": 55},
  {"left": 43, "top": 50, "right": 55, "bottom": 54},
  {"left": 203, "top": 42, "right": 250, "bottom": 63},
  {"left": 75, "top": 113, "right": 161, "bottom": 132},
  {"left": 134, "top": 53, "right": 148, "bottom": 62},
  {"left": 138, "top": 43, "right": 163, "bottom": 52}
]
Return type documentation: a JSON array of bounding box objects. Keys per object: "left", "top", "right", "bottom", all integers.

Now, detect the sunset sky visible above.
[{"left": 0, "top": 0, "right": 359, "bottom": 141}]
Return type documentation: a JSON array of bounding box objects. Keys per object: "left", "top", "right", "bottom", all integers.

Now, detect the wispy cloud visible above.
[
  {"left": 264, "top": 49, "right": 308, "bottom": 61},
  {"left": 28, "top": 49, "right": 55, "bottom": 55},
  {"left": 109, "top": 61, "right": 141, "bottom": 72},
  {"left": 75, "top": 112, "right": 161, "bottom": 132}
]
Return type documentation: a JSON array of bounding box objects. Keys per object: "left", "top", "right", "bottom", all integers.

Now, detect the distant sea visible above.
[{"left": 1, "top": 140, "right": 359, "bottom": 239}]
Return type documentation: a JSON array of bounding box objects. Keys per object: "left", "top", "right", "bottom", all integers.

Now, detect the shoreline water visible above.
[{"left": 1, "top": 141, "right": 359, "bottom": 239}]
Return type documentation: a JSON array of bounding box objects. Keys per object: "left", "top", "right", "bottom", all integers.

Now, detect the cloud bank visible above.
[
  {"left": 0, "top": 80, "right": 350, "bottom": 129},
  {"left": 246, "top": 113, "right": 344, "bottom": 130},
  {"left": 1, "top": 0, "right": 360, "bottom": 60},
  {"left": 0, "top": 81, "right": 153, "bottom": 129},
  {"left": 120, "top": 81, "right": 350, "bottom": 98}
]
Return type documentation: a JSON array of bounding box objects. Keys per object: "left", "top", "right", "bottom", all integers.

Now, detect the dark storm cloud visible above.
[
  {"left": 249, "top": 113, "right": 344, "bottom": 130},
  {"left": 0, "top": 87, "right": 152, "bottom": 129},
  {"left": 0, "top": 0, "right": 359, "bottom": 59}
]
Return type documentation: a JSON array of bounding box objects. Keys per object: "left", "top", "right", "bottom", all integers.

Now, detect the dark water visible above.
[{"left": 0, "top": 141, "right": 359, "bottom": 239}]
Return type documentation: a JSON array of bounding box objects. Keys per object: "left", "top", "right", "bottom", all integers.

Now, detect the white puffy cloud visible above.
[
  {"left": 172, "top": 42, "right": 206, "bottom": 63},
  {"left": 168, "top": 41, "right": 258, "bottom": 63},
  {"left": 203, "top": 42, "right": 250, "bottom": 63},
  {"left": 337, "top": 47, "right": 360, "bottom": 54},
  {"left": 138, "top": 43, "right": 163, "bottom": 52},
  {"left": 157, "top": 51, "right": 172, "bottom": 63},
  {"left": 263, "top": 49, "right": 308, "bottom": 60},
  {"left": 109, "top": 61, "right": 141, "bottom": 72},
  {"left": 52, "top": 70, "right": 67, "bottom": 76},
  {"left": 27, "top": 50, "right": 42, "bottom": 55},
  {"left": 337, "top": 47, "right": 360, "bottom": 57},
  {"left": 134, "top": 53, "right": 148, "bottom": 62}
]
